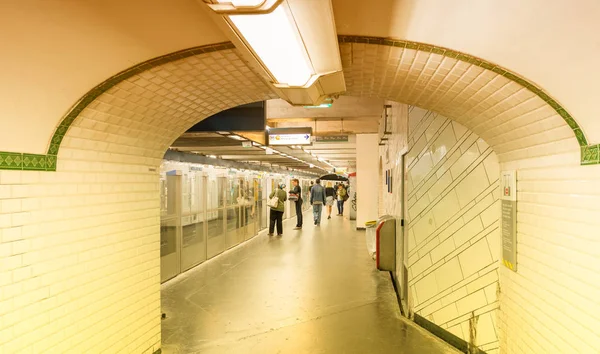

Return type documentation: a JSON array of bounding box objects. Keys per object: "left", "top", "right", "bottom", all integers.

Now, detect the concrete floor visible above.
[{"left": 161, "top": 212, "right": 459, "bottom": 354}]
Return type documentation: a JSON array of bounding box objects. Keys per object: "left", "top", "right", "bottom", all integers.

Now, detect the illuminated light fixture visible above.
[
  {"left": 205, "top": 0, "right": 346, "bottom": 106},
  {"left": 208, "top": 155, "right": 218, "bottom": 159},
  {"left": 228, "top": 135, "right": 247, "bottom": 141},
  {"left": 304, "top": 103, "right": 332, "bottom": 108},
  {"left": 304, "top": 98, "right": 333, "bottom": 108},
  {"left": 216, "top": 131, "right": 231, "bottom": 135}
]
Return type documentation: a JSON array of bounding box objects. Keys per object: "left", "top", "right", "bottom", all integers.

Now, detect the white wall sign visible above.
[
  {"left": 501, "top": 170, "right": 517, "bottom": 272},
  {"left": 267, "top": 127, "right": 312, "bottom": 146},
  {"left": 268, "top": 133, "right": 311, "bottom": 145}
]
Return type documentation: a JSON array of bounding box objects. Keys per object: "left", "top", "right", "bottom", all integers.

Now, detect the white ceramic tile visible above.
[
  {"left": 430, "top": 236, "right": 456, "bottom": 264},
  {"left": 410, "top": 153, "right": 434, "bottom": 187},
  {"left": 412, "top": 211, "right": 437, "bottom": 246},
  {"left": 458, "top": 238, "right": 493, "bottom": 278},
  {"left": 455, "top": 164, "right": 490, "bottom": 208},
  {"left": 434, "top": 257, "right": 463, "bottom": 291},
  {"left": 456, "top": 289, "right": 488, "bottom": 315},
  {"left": 479, "top": 201, "right": 500, "bottom": 229},
  {"left": 411, "top": 254, "right": 433, "bottom": 277},
  {"left": 430, "top": 190, "right": 461, "bottom": 228},
  {"left": 449, "top": 142, "right": 480, "bottom": 180},
  {"left": 428, "top": 170, "right": 453, "bottom": 201},
  {"left": 414, "top": 272, "right": 440, "bottom": 302},
  {"left": 447, "top": 324, "right": 465, "bottom": 340},
  {"left": 477, "top": 312, "right": 499, "bottom": 345},
  {"left": 430, "top": 123, "right": 457, "bottom": 165},
  {"left": 432, "top": 303, "right": 459, "bottom": 324},
  {"left": 453, "top": 217, "right": 484, "bottom": 247}
]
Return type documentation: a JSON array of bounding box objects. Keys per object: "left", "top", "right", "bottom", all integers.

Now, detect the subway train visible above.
[{"left": 160, "top": 159, "right": 314, "bottom": 283}]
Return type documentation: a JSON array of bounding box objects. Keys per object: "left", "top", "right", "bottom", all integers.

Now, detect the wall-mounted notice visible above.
[{"left": 501, "top": 170, "right": 517, "bottom": 272}]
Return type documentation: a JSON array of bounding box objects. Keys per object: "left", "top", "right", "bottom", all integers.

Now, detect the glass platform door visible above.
[
  {"left": 160, "top": 172, "right": 181, "bottom": 283},
  {"left": 180, "top": 171, "right": 207, "bottom": 272}
]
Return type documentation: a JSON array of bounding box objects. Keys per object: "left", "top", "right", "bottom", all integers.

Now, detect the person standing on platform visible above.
[
  {"left": 268, "top": 183, "right": 287, "bottom": 236},
  {"left": 336, "top": 183, "right": 347, "bottom": 216},
  {"left": 310, "top": 178, "right": 326, "bottom": 226},
  {"left": 289, "top": 179, "right": 303, "bottom": 230},
  {"left": 325, "top": 182, "right": 335, "bottom": 219}
]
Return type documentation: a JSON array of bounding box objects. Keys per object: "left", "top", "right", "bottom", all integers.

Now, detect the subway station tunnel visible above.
[{"left": 1, "top": 1, "right": 599, "bottom": 353}]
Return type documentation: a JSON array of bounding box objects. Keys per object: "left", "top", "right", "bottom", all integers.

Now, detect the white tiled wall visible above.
[
  {"left": 381, "top": 105, "right": 501, "bottom": 353},
  {"left": 349, "top": 42, "right": 600, "bottom": 353},
  {"left": 0, "top": 49, "right": 274, "bottom": 353},
  {"left": 497, "top": 153, "right": 600, "bottom": 353}
]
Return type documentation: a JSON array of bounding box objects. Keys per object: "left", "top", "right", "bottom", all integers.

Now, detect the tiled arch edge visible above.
[
  {"left": 0, "top": 36, "right": 597, "bottom": 171},
  {"left": 337, "top": 35, "right": 598, "bottom": 165}
]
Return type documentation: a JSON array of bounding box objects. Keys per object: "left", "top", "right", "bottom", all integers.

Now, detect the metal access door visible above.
[{"left": 160, "top": 172, "right": 181, "bottom": 283}]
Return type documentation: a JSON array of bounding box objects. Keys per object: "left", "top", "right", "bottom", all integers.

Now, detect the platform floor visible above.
[{"left": 161, "top": 211, "right": 458, "bottom": 354}]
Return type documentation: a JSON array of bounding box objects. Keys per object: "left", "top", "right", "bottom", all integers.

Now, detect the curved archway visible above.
[
  {"left": 3, "top": 37, "right": 597, "bottom": 353},
  {"left": 2, "top": 36, "right": 594, "bottom": 172}
]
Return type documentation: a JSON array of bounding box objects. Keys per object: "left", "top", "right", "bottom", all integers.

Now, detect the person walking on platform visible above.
[
  {"left": 325, "top": 182, "right": 335, "bottom": 219},
  {"left": 310, "top": 178, "right": 326, "bottom": 226},
  {"left": 289, "top": 179, "right": 303, "bottom": 230},
  {"left": 336, "top": 184, "right": 347, "bottom": 216},
  {"left": 268, "top": 183, "right": 287, "bottom": 236}
]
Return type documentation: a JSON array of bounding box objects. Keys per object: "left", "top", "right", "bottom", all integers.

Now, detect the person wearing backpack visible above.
[
  {"left": 310, "top": 178, "right": 326, "bottom": 226},
  {"left": 336, "top": 184, "right": 347, "bottom": 216},
  {"left": 268, "top": 183, "right": 287, "bottom": 236}
]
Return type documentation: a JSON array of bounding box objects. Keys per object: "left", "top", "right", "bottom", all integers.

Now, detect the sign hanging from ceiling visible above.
[
  {"left": 316, "top": 135, "right": 348, "bottom": 143},
  {"left": 267, "top": 127, "right": 312, "bottom": 146}
]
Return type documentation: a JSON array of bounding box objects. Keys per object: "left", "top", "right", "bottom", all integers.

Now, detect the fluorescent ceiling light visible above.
[
  {"left": 216, "top": 131, "right": 230, "bottom": 135},
  {"left": 229, "top": 5, "right": 313, "bottom": 87},
  {"left": 303, "top": 103, "right": 332, "bottom": 108},
  {"left": 207, "top": 0, "right": 345, "bottom": 106},
  {"left": 208, "top": 155, "right": 218, "bottom": 159},
  {"left": 228, "top": 135, "right": 247, "bottom": 141},
  {"left": 216, "top": 0, "right": 265, "bottom": 6}
]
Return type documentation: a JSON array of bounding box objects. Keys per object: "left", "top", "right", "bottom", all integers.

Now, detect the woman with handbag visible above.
[{"left": 268, "top": 183, "right": 287, "bottom": 236}]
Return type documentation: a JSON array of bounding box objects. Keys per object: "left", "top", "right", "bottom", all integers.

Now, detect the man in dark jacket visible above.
[
  {"left": 289, "top": 178, "right": 302, "bottom": 230},
  {"left": 310, "top": 178, "right": 326, "bottom": 226}
]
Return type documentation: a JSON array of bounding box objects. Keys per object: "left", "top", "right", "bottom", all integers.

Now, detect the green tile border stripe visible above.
[
  {"left": 0, "top": 42, "right": 235, "bottom": 172},
  {"left": 338, "top": 35, "right": 597, "bottom": 165},
  {"left": 44, "top": 41, "right": 235, "bottom": 169},
  {"left": 0, "top": 37, "right": 596, "bottom": 170}
]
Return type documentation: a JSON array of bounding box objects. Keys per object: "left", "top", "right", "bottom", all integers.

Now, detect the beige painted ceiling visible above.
[{"left": 1, "top": 0, "right": 597, "bottom": 155}]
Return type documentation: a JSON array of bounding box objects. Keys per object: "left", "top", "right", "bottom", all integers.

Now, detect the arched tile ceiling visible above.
[{"left": 1, "top": 36, "right": 596, "bottom": 172}]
